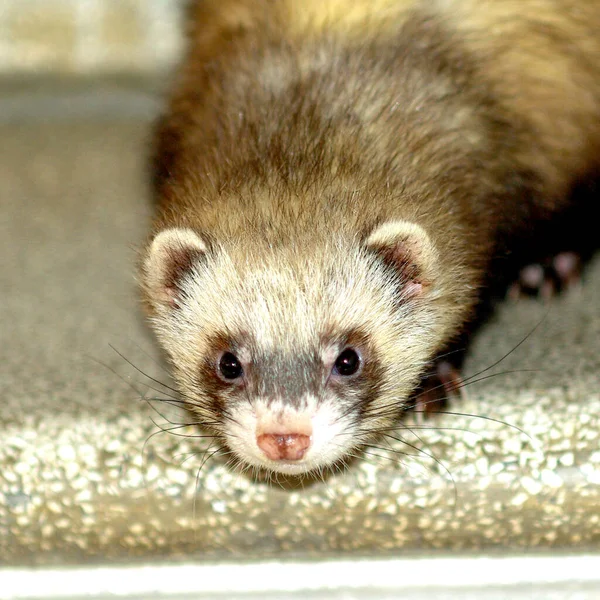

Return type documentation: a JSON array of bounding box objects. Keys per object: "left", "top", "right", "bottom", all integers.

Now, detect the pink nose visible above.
[{"left": 257, "top": 433, "right": 311, "bottom": 461}]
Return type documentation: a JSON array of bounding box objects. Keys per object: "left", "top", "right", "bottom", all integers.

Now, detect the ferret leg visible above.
[{"left": 412, "top": 360, "right": 465, "bottom": 422}]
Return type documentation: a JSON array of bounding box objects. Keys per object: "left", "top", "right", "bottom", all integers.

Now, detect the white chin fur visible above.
[{"left": 223, "top": 396, "right": 358, "bottom": 475}]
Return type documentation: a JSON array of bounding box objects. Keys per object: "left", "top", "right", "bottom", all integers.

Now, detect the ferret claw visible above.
[{"left": 508, "top": 251, "right": 581, "bottom": 300}]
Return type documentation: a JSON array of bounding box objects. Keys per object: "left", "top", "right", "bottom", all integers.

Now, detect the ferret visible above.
[{"left": 140, "top": 0, "right": 600, "bottom": 476}]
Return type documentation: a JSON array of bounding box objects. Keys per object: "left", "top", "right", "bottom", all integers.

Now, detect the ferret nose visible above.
[{"left": 257, "top": 433, "right": 311, "bottom": 461}]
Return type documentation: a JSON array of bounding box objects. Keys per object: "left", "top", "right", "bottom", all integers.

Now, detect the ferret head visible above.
[{"left": 141, "top": 220, "right": 442, "bottom": 476}]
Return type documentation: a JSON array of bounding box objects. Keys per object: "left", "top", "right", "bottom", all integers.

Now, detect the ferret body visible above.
[{"left": 141, "top": 0, "right": 600, "bottom": 475}]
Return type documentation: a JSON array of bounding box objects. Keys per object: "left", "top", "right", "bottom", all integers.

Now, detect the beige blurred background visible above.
[{"left": 0, "top": 0, "right": 184, "bottom": 75}]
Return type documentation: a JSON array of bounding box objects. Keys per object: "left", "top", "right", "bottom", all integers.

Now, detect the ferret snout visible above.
[
  {"left": 224, "top": 400, "right": 351, "bottom": 473},
  {"left": 257, "top": 433, "right": 311, "bottom": 461},
  {"left": 255, "top": 412, "right": 313, "bottom": 461}
]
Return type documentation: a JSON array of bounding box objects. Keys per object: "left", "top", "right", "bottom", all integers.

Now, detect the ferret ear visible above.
[
  {"left": 143, "top": 228, "right": 207, "bottom": 309},
  {"left": 366, "top": 220, "right": 438, "bottom": 298}
]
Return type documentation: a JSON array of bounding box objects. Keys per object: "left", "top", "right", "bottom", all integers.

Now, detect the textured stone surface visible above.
[{"left": 0, "top": 85, "right": 599, "bottom": 566}]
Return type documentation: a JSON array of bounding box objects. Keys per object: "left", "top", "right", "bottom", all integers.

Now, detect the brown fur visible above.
[
  {"left": 151, "top": 0, "right": 600, "bottom": 318},
  {"left": 140, "top": 0, "right": 600, "bottom": 474}
]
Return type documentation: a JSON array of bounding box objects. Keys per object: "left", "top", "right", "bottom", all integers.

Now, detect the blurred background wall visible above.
[{"left": 0, "top": 0, "right": 185, "bottom": 75}]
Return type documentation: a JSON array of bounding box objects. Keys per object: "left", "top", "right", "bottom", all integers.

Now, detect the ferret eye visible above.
[
  {"left": 218, "top": 352, "right": 243, "bottom": 380},
  {"left": 333, "top": 348, "right": 361, "bottom": 377}
]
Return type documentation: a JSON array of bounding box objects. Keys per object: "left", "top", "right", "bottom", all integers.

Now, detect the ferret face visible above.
[{"left": 142, "top": 222, "right": 441, "bottom": 475}]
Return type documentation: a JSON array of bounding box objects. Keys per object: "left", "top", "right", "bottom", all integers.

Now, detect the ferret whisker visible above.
[
  {"left": 152, "top": 395, "right": 209, "bottom": 417},
  {"left": 273, "top": 471, "right": 289, "bottom": 491},
  {"left": 378, "top": 437, "right": 440, "bottom": 480},
  {"left": 148, "top": 417, "right": 211, "bottom": 440},
  {"left": 142, "top": 395, "right": 197, "bottom": 427},
  {"left": 193, "top": 416, "right": 222, "bottom": 427},
  {"left": 142, "top": 419, "right": 178, "bottom": 449},
  {"left": 346, "top": 447, "right": 419, "bottom": 477},
  {"left": 335, "top": 457, "right": 349, "bottom": 478},
  {"left": 461, "top": 314, "right": 549, "bottom": 383},
  {"left": 406, "top": 368, "right": 542, "bottom": 414},
  {"left": 219, "top": 408, "right": 244, "bottom": 429},
  {"left": 365, "top": 444, "right": 416, "bottom": 461},
  {"left": 428, "top": 345, "right": 470, "bottom": 365},
  {"left": 400, "top": 422, "right": 456, "bottom": 484},
  {"left": 177, "top": 448, "right": 219, "bottom": 468},
  {"left": 250, "top": 463, "right": 261, "bottom": 483},
  {"left": 366, "top": 448, "right": 422, "bottom": 475},
  {"left": 235, "top": 460, "right": 249, "bottom": 480},
  {"left": 144, "top": 397, "right": 203, "bottom": 425},
  {"left": 236, "top": 461, "right": 253, "bottom": 485},
  {"left": 361, "top": 396, "right": 407, "bottom": 414},
  {"left": 195, "top": 444, "right": 223, "bottom": 475},
  {"left": 393, "top": 419, "right": 441, "bottom": 464},
  {"left": 216, "top": 447, "right": 235, "bottom": 460},
  {"left": 165, "top": 426, "right": 217, "bottom": 440},
  {"left": 141, "top": 427, "right": 167, "bottom": 481},
  {"left": 141, "top": 421, "right": 215, "bottom": 489},
  {"left": 108, "top": 343, "right": 181, "bottom": 397},
  {"left": 126, "top": 339, "right": 172, "bottom": 375},
  {"left": 384, "top": 433, "right": 458, "bottom": 507},
  {"left": 262, "top": 466, "right": 273, "bottom": 486},
  {"left": 374, "top": 424, "right": 484, "bottom": 438},
  {"left": 357, "top": 400, "right": 395, "bottom": 415},
  {"left": 317, "top": 464, "right": 330, "bottom": 486},
  {"left": 457, "top": 369, "right": 541, "bottom": 391},
  {"left": 193, "top": 444, "right": 222, "bottom": 533},
  {"left": 173, "top": 449, "right": 207, "bottom": 461},
  {"left": 433, "top": 332, "right": 547, "bottom": 406},
  {"left": 383, "top": 433, "right": 455, "bottom": 485},
  {"left": 359, "top": 405, "right": 403, "bottom": 420},
  {"left": 132, "top": 381, "right": 179, "bottom": 402},
  {"left": 86, "top": 355, "right": 147, "bottom": 398},
  {"left": 403, "top": 316, "right": 550, "bottom": 412},
  {"left": 330, "top": 457, "right": 345, "bottom": 479},
  {"left": 145, "top": 395, "right": 189, "bottom": 407},
  {"left": 347, "top": 449, "right": 385, "bottom": 465},
  {"left": 433, "top": 410, "right": 532, "bottom": 439},
  {"left": 226, "top": 455, "right": 246, "bottom": 481},
  {"left": 236, "top": 458, "right": 255, "bottom": 482}
]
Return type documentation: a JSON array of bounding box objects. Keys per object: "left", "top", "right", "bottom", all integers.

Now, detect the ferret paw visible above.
[
  {"left": 412, "top": 360, "right": 465, "bottom": 422},
  {"left": 507, "top": 251, "right": 581, "bottom": 300}
]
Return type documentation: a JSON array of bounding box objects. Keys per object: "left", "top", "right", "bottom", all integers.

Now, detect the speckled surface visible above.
[{"left": 0, "top": 99, "right": 599, "bottom": 566}]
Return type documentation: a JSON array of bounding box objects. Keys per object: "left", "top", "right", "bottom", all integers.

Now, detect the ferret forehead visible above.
[
  {"left": 182, "top": 241, "right": 388, "bottom": 349},
  {"left": 199, "top": 236, "right": 361, "bottom": 292}
]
